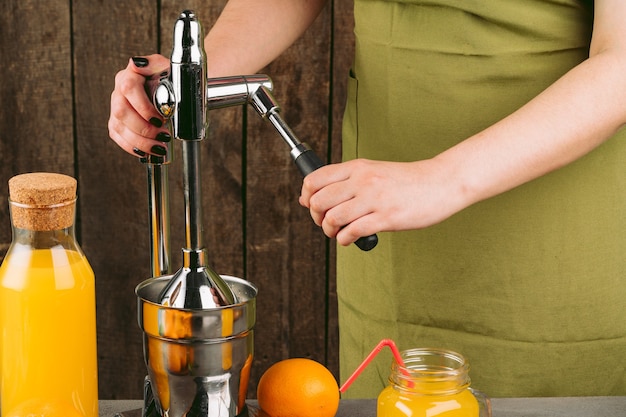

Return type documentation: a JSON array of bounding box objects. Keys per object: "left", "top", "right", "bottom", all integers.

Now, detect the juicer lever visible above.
[{"left": 250, "top": 86, "right": 379, "bottom": 251}]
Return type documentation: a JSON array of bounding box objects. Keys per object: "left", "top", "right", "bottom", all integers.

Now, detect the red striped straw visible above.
[{"left": 339, "top": 338, "right": 407, "bottom": 393}]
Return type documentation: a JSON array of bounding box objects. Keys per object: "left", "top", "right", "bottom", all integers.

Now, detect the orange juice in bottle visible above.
[
  {"left": 377, "top": 348, "right": 490, "bottom": 417},
  {"left": 0, "top": 173, "right": 98, "bottom": 417}
]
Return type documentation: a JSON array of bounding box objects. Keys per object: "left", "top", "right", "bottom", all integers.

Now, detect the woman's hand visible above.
[
  {"left": 108, "top": 1, "right": 327, "bottom": 158},
  {"left": 299, "top": 158, "right": 468, "bottom": 246},
  {"left": 108, "top": 54, "right": 172, "bottom": 159}
]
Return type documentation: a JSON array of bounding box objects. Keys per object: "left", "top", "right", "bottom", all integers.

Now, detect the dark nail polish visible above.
[
  {"left": 149, "top": 117, "right": 163, "bottom": 128},
  {"left": 133, "top": 147, "right": 146, "bottom": 157},
  {"left": 155, "top": 132, "right": 171, "bottom": 143},
  {"left": 132, "top": 57, "right": 149, "bottom": 67},
  {"left": 151, "top": 145, "right": 167, "bottom": 156}
]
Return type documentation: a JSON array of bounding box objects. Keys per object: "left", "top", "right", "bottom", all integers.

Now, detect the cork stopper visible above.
[{"left": 8, "top": 172, "right": 77, "bottom": 231}]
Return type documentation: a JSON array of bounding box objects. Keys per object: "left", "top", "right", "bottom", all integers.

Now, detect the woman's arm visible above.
[
  {"left": 300, "top": 0, "right": 626, "bottom": 246},
  {"left": 205, "top": 0, "right": 328, "bottom": 76}
]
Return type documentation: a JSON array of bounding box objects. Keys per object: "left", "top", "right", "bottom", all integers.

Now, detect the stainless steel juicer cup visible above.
[{"left": 137, "top": 275, "right": 257, "bottom": 417}]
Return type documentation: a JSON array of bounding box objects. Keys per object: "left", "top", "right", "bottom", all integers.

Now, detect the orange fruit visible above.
[
  {"left": 5, "top": 398, "right": 84, "bottom": 417},
  {"left": 257, "top": 358, "right": 340, "bottom": 417}
]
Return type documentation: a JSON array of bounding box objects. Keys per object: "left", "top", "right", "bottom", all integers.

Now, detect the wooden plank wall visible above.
[{"left": 0, "top": 0, "right": 354, "bottom": 400}]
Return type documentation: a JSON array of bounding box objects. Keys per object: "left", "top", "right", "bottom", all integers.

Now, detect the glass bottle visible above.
[
  {"left": 0, "top": 173, "right": 98, "bottom": 417},
  {"left": 377, "top": 348, "right": 491, "bottom": 417}
]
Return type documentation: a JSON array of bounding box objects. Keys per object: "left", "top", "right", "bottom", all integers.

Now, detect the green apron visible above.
[{"left": 338, "top": 0, "right": 626, "bottom": 398}]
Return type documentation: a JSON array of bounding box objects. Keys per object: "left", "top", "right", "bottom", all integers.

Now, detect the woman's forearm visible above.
[
  {"left": 441, "top": 46, "right": 626, "bottom": 210},
  {"left": 441, "top": 0, "right": 626, "bottom": 209},
  {"left": 204, "top": 0, "right": 328, "bottom": 77}
]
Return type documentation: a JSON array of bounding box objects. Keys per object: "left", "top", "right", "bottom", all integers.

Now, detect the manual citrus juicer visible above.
[{"left": 134, "top": 10, "right": 378, "bottom": 417}]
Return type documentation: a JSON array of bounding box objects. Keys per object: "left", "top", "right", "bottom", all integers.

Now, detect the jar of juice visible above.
[
  {"left": 0, "top": 173, "right": 98, "bottom": 417},
  {"left": 377, "top": 348, "right": 491, "bottom": 417}
]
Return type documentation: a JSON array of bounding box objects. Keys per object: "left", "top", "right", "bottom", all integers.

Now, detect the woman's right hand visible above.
[{"left": 108, "top": 54, "right": 172, "bottom": 159}]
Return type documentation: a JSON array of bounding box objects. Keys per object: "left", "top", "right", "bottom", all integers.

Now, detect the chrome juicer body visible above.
[
  {"left": 135, "top": 9, "right": 378, "bottom": 417},
  {"left": 135, "top": 10, "right": 267, "bottom": 417}
]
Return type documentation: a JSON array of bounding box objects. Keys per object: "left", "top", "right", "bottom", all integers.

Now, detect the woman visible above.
[{"left": 109, "top": 0, "right": 626, "bottom": 397}]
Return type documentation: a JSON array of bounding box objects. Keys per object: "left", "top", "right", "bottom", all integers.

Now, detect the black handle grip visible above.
[
  {"left": 294, "top": 147, "right": 325, "bottom": 176},
  {"left": 354, "top": 234, "right": 378, "bottom": 251},
  {"left": 294, "top": 145, "right": 378, "bottom": 251}
]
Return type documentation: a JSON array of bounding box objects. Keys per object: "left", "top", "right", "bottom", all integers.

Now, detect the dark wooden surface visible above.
[{"left": 0, "top": 0, "right": 354, "bottom": 400}]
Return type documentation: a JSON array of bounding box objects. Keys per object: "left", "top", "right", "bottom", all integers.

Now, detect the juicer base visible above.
[
  {"left": 115, "top": 376, "right": 264, "bottom": 417},
  {"left": 114, "top": 404, "right": 265, "bottom": 417}
]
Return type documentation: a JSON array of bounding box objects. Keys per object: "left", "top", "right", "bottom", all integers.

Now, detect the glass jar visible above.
[
  {"left": 0, "top": 173, "right": 98, "bottom": 417},
  {"left": 377, "top": 348, "right": 491, "bottom": 417}
]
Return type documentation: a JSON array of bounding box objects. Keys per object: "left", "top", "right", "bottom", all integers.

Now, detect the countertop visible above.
[{"left": 100, "top": 396, "right": 626, "bottom": 417}]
